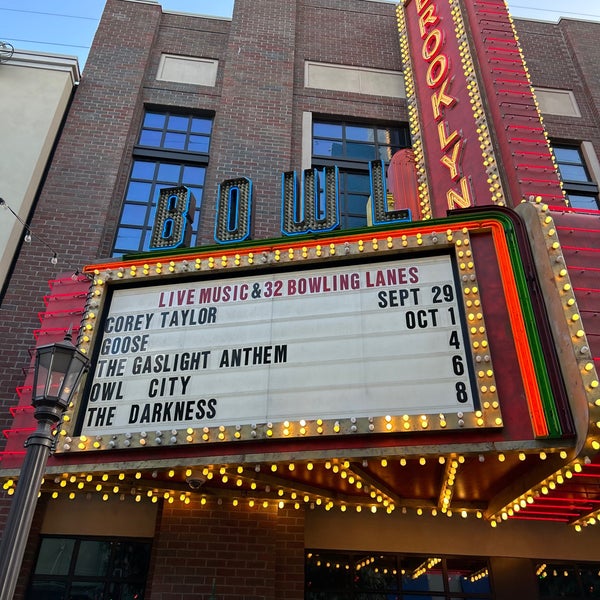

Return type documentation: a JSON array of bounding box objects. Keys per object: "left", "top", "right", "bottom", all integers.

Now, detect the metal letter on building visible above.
[
  {"left": 215, "top": 177, "right": 253, "bottom": 244},
  {"left": 149, "top": 185, "right": 194, "bottom": 250},
  {"left": 369, "top": 160, "right": 411, "bottom": 226},
  {"left": 281, "top": 166, "right": 339, "bottom": 235}
]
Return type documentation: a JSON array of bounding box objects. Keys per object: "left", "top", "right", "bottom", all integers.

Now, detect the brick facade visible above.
[
  {"left": 148, "top": 502, "right": 304, "bottom": 600},
  {"left": 2, "top": 1, "right": 600, "bottom": 598}
]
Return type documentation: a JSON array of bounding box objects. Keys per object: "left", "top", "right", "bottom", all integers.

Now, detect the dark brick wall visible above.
[
  {"left": 514, "top": 18, "right": 600, "bottom": 156},
  {"left": 147, "top": 501, "right": 304, "bottom": 600}
]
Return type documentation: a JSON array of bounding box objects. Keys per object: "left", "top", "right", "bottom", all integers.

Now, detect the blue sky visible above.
[{"left": 1, "top": 0, "right": 600, "bottom": 70}]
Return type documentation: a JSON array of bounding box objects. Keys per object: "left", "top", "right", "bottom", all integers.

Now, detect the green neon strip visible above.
[{"left": 442, "top": 210, "right": 562, "bottom": 438}]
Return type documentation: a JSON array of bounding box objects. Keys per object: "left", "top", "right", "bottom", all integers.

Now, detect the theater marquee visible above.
[
  {"left": 59, "top": 210, "right": 570, "bottom": 453},
  {"left": 81, "top": 253, "right": 479, "bottom": 439}
]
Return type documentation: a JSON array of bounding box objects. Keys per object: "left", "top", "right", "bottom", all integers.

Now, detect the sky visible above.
[{"left": 1, "top": 0, "right": 600, "bottom": 70}]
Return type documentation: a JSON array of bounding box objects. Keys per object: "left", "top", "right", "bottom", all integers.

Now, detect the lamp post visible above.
[{"left": 0, "top": 331, "right": 89, "bottom": 600}]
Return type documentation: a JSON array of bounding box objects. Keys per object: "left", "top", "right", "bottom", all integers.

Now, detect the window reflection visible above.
[
  {"left": 306, "top": 551, "right": 492, "bottom": 599},
  {"left": 312, "top": 120, "right": 411, "bottom": 228},
  {"left": 27, "top": 537, "right": 151, "bottom": 600}
]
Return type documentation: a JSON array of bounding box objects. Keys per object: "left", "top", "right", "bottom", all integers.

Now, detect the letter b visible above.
[{"left": 150, "top": 185, "right": 195, "bottom": 250}]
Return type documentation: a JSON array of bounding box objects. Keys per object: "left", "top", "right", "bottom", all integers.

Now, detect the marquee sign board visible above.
[
  {"left": 61, "top": 208, "right": 573, "bottom": 454},
  {"left": 80, "top": 254, "right": 477, "bottom": 438}
]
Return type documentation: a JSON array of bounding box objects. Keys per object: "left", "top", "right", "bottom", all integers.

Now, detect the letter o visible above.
[
  {"left": 427, "top": 54, "right": 449, "bottom": 88},
  {"left": 422, "top": 28, "right": 442, "bottom": 61}
]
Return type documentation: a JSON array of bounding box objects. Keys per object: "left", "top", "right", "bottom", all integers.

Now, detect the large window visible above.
[
  {"left": 306, "top": 550, "right": 492, "bottom": 599},
  {"left": 312, "top": 120, "right": 411, "bottom": 229},
  {"left": 26, "top": 536, "right": 152, "bottom": 600},
  {"left": 537, "top": 561, "right": 600, "bottom": 598},
  {"left": 113, "top": 110, "right": 212, "bottom": 256},
  {"left": 554, "top": 145, "right": 599, "bottom": 210}
]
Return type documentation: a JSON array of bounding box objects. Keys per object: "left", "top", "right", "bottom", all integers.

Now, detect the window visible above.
[
  {"left": 26, "top": 536, "right": 152, "bottom": 599},
  {"left": 554, "top": 145, "right": 599, "bottom": 210},
  {"left": 113, "top": 110, "right": 212, "bottom": 256},
  {"left": 306, "top": 550, "right": 492, "bottom": 599},
  {"left": 537, "top": 561, "right": 600, "bottom": 598},
  {"left": 312, "top": 120, "right": 411, "bottom": 229}
]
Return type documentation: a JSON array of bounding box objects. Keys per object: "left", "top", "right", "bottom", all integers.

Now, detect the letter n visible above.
[
  {"left": 368, "top": 160, "right": 412, "bottom": 226},
  {"left": 150, "top": 185, "right": 195, "bottom": 250},
  {"left": 215, "top": 177, "right": 253, "bottom": 244},
  {"left": 281, "top": 167, "right": 339, "bottom": 235}
]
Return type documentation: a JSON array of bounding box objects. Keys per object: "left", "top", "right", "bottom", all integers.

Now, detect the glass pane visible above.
[
  {"left": 306, "top": 594, "right": 353, "bottom": 600},
  {"left": 347, "top": 193, "right": 368, "bottom": 214},
  {"left": 138, "top": 129, "right": 162, "bottom": 147},
  {"left": 191, "top": 117, "right": 212, "bottom": 134},
  {"left": 313, "top": 122, "right": 343, "bottom": 138},
  {"left": 538, "top": 564, "right": 580, "bottom": 597},
  {"left": 110, "top": 581, "right": 148, "bottom": 600},
  {"left": 379, "top": 146, "right": 393, "bottom": 162},
  {"left": 26, "top": 580, "right": 67, "bottom": 600},
  {"left": 34, "top": 538, "right": 75, "bottom": 575},
  {"left": 186, "top": 188, "right": 203, "bottom": 211},
  {"left": 447, "top": 557, "right": 491, "bottom": 593},
  {"left": 182, "top": 166, "right": 206, "bottom": 185},
  {"left": 75, "top": 540, "right": 110, "bottom": 576},
  {"left": 313, "top": 139, "right": 337, "bottom": 157},
  {"left": 306, "top": 552, "right": 353, "bottom": 591},
  {"left": 559, "top": 164, "right": 589, "bottom": 182},
  {"left": 70, "top": 581, "right": 105, "bottom": 599},
  {"left": 568, "top": 194, "right": 599, "bottom": 210},
  {"left": 345, "top": 214, "right": 367, "bottom": 228},
  {"left": 157, "top": 163, "right": 181, "bottom": 182},
  {"left": 143, "top": 112, "right": 165, "bottom": 128},
  {"left": 554, "top": 146, "right": 582, "bottom": 162},
  {"left": 126, "top": 181, "right": 152, "bottom": 201},
  {"left": 148, "top": 204, "right": 157, "bottom": 224},
  {"left": 188, "top": 135, "right": 210, "bottom": 153},
  {"left": 141, "top": 228, "right": 152, "bottom": 251},
  {"left": 346, "top": 125, "right": 374, "bottom": 142},
  {"left": 401, "top": 557, "right": 444, "bottom": 592},
  {"left": 580, "top": 565, "right": 600, "bottom": 597},
  {"left": 131, "top": 161, "right": 156, "bottom": 180},
  {"left": 112, "top": 540, "right": 152, "bottom": 578},
  {"left": 167, "top": 115, "right": 189, "bottom": 131},
  {"left": 346, "top": 142, "right": 377, "bottom": 160},
  {"left": 121, "top": 203, "right": 148, "bottom": 225},
  {"left": 164, "top": 132, "right": 186, "bottom": 150},
  {"left": 355, "top": 555, "right": 399, "bottom": 592},
  {"left": 377, "top": 128, "right": 394, "bottom": 144},
  {"left": 115, "top": 228, "right": 143, "bottom": 251},
  {"left": 345, "top": 173, "right": 371, "bottom": 193}
]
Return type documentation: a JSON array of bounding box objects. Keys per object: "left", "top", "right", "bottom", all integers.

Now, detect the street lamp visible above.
[{"left": 0, "top": 331, "right": 89, "bottom": 600}]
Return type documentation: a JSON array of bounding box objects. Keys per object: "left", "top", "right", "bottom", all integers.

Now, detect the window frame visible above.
[
  {"left": 112, "top": 109, "right": 213, "bottom": 256},
  {"left": 311, "top": 119, "right": 411, "bottom": 229},
  {"left": 26, "top": 534, "right": 152, "bottom": 600},
  {"left": 553, "top": 143, "right": 600, "bottom": 210}
]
